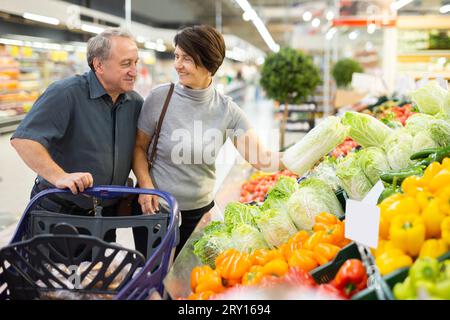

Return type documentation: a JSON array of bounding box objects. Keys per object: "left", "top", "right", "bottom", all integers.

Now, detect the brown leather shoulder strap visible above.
[{"left": 149, "top": 82, "right": 174, "bottom": 167}]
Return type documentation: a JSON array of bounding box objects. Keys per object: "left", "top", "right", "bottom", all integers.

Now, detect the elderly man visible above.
[{"left": 10, "top": 28, "right": 143, "bottom": 242}]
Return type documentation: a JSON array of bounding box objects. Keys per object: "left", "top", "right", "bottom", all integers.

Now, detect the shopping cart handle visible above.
[
  {"left": 10, "top": 185, "right": 180, "bottom": 245},
  {"left": 29, "top": 185, "right": 176, "bottom": 205}
]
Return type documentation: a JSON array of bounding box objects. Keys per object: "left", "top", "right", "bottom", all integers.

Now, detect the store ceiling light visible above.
[
  {"left": 326, "top": 11, "right": 334, "bottom": 21},
  {"left": 233, "top": 0, "right": 279, "bottom": 52},
  {"left": 311, "top": 18, "right": 321, "bottom": 28},
  {"left": 23, "top": 13, "right": 60, "bottom": 26},
  {"left": 81, "top": 24, "right": 105, "bottom": 34},
  {"left": 390, "top": 0, "right": 414, "bottom": 12},
  {"left": 325, "top": 28, "right": 337, "bottom": 40},
  {"left": 348, "top": 31, "right": 359, "bottom": 40},
  {"left": 367, "top": 23, "right": 376, "bottom": 34},
  {"left": 440, "top": 4, "right": 450, "bottom": 14},
  {"left": 302, "top": 11, "right": 312, "bottom": 22}
]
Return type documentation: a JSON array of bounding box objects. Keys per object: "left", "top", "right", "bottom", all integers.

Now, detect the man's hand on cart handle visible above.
[
  {"left": 55, "top": 172, "right": 94, "bottom": 194},
  {"left": 138, "top": 194, "right": 159, "bottom": 214}
]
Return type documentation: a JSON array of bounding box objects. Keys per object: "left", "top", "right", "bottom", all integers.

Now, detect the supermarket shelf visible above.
[
  {"left": 0, "top": 113, "right": 25, "bottom": 134},
  {"left": 399, "top": 71, "right": 450, "bottom": 80}
]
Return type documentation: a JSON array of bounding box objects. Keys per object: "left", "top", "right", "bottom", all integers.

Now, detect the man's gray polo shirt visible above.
[{"left": 12, "top": 70, "right": 143, "bottom": 208}]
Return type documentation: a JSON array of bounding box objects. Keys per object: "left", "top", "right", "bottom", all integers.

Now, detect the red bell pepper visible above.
[{"left": 331, "top": 259, "right": 368, "bottom": 298}]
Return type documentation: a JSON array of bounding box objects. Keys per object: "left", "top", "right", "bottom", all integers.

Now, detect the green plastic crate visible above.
[
  {"left": 353, "top": 250, "right": 450, "bottom": 300},
  {"left": 311, "top": 242, "right": 360, "bottom": 284}
]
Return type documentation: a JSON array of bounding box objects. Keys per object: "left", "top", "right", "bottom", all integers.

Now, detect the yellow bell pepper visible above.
[
  {"left": 379, "top": 195, "right": 421, "bottom": 240},
  {"left": 429, "top": 168, "right": 450, "bottom": 193},
  {"left": 422, "top": 199, "right": 447, "bottom": 238},
  {"left": 436, "top": 186, "right": 450, "bottom": 215},
  {"left": 389, "top": 214, "right": 426, "bottom": 257},
  {"left": 441, "top": 157, "right": 450, "bottom": 169},
  {"left": 416, "top": 191, "right": 434, "bottom": 212},
  {"left": 421, "top": 162, "right": 442, "bottom": 186},
  {"left": 375, "top": 248, "right": 413, "bottom": 276},
  {"left": 372, "top": 240, "right": 398, "bottom": 258},
  {"left": 401, "top": 176, "right": 424, "bottom": 197},
  {"left": 419, "top": 239, "right": 448, "bottom": 259},
  {"left": 441, "top": 217, "right": 450, "bottom": 246}
]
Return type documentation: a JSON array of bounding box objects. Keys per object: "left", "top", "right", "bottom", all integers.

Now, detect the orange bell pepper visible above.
[
  {"left": 304, "top": 231, "right": 326, "bottom": 250},
  {"left": 313, "top": 243, "right": 341, "bottom": 265},
  {"left": 188, "top": 290, "right": 216, "bottom": 300},
  {"left": 321, "top": 223, "right": 346, "bottom": 246},
  {"left": 261, "top": 258, "right": 289, "bottom": 277},
  {"left": 215, "top": 249, "right": 252, "bottom": 281},
  {"left": 313, "top": 212, "right": 340, "bottom": 232},
  {"left": 250, "top": 248, "right": 284, "bottom": 266},
  {"left": 290, "top": 230, "right": 310, "bottom": 244},
  {"left": 190, "top": 265, "right": 215, "bottom": 291},
  {"left": 280, "top": 239, "right": 303, "bottom": 260},
  {"left": 194, "top": 269, "right": 225, "bottom": 294},
  {"left": 241, "top": 265, "right": 265, "bottom": 286},
  {"left": 287, "top": 249, "right": 319, "bottom": 271}
]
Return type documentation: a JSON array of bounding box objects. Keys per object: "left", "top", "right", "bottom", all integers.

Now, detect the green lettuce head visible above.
[
  {"left": 410, "top": 81, "right": 449, "bottom": 115},
  {"left": 336, "top": 152, "right": 373, "bottom": 200},
  {"left": 342, "top": 111, "right": 393, "bottom": 149},
  {"left": 286, "top": 178, "right": 344, "bottom": 231},
  {"left": 384, "top": 129, "right": 415, "bottom": 170},
  {"left": 254, "top": 208, "right": 298, "bottom": 248},
  {"left": 282, "top": 116, "right": 348, "bottom": 176},
  {"left": 358, "top": 147, "right": 391, "bottom": 185}
]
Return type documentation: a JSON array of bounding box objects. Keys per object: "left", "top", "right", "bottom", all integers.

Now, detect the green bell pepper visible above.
[
  {"left": 409, "top": 258, "right": 440, "bottom": 285},
  {"left": 393, "top": 277, "right": 415, "bottom": 300}
]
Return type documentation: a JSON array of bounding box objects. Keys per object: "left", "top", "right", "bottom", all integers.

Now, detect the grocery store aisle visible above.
[{"left": 0, "top": 86, "right": 280, "bottom": 246}]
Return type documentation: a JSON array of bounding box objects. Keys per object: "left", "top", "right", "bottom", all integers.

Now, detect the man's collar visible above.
[
  {"left": 87, "top": 70, "right": 132, "bottom": 102},
  {"left": 87, "top": 70, "right": 108, "bottom": 99}
]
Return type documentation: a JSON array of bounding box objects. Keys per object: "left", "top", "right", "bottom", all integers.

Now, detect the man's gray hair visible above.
[{"left": 86, "top": 28, "right": 135, "bottom": 71}]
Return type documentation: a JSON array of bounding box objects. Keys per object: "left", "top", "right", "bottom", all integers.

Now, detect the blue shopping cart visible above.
[{"left": 0, "top": 186, "right": 180, "bottom": 300}]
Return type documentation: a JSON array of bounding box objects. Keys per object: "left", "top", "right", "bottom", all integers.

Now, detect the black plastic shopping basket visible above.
[{"left": 0, "top": 186, "right": 180, "bottom": 300}]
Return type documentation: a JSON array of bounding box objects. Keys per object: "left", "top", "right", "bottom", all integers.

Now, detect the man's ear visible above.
[{"left": 93, "top": 57, "right": 103, "bottom": 74}]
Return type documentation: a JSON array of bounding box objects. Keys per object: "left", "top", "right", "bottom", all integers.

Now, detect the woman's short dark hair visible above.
[{"left": 174, "top": 25, "right": 225, "bottom": 76}]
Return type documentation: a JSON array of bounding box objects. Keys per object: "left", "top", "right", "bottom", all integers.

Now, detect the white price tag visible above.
[
  {"left": 344, "top": 199, "right": 380, "bottom": 249},
  {"left": 362, "top": 180, "right": 385, "bottom": 206}
]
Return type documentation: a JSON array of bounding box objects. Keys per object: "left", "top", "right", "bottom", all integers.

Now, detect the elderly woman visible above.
[{"left": 133, "top": 25, "right": 285, "bottom": 256}]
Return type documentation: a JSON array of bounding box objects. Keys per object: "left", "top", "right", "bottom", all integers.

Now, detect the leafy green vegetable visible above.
[
  {"left": 412, "top": 131, "right": 439, "bottom": 154},
  {"left": 193, "top": 228, "right": 232, "bottom": 268},
  {"left": 342, "top": 111, "right": 393, "bottom": 149},
  {"left": 405, "top": 113, "right": 435, "bottom": 134},
  {"left": 230, "top": 224, "right": 269, "bottom": 253},
  {"left": 286, "top": 178, "right": 344, "bottom": 231},
  {"left": 282, "top": 116, "right": 348, "bottom": 176},
  {"left": 383, "top": 129, "right": 415, "bottom": 170},
  {"left": 254, "top": 208, "right": 298, "bottom": 248},
  {"left": 261, "top": 176, "right": 298, "bottom": 211},
  {"left": 358, "top": 147, "right": 392, "bottom": 185},
  {"left": 223, "top": 202, "right": 259, "bottom": 227},
  {"left": 307, "top": 158, "right": 342, "bottom": 192},
  {"left": 336, "top": 153, "right": 373, "bottom": 200},
  {"left": 429, "top": 118, "right": 450, "bottom": 147},
  {"left": 410, "top": 81, "right": 449, "bottom": 115}
]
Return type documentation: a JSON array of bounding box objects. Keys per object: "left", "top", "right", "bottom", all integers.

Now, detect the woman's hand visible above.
[{"left": 138, "top": 194, "right": 160, "bottom": 214}]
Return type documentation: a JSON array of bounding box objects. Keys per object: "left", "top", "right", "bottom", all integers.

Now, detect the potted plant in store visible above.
[
  {"left": 332, "top": 58, "right": 365, "bottom": 109},
  {"left": 332, "top": 58, "right": 363, "bottom": 89},
  {"left": 260, "top": 47, "right": 321, "bottom": 149}
]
